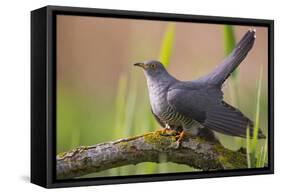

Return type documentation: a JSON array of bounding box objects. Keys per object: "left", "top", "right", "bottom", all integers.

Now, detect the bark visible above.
[{"left": 57, "top": 130, "right": 247, "bottom": 179}]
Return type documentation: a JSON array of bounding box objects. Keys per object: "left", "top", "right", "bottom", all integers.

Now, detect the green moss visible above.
[
  {"left": 119, "top": 141, "right": 130, "bottom": 149},
  {"left": 214, "top": 144, "right": 247, "bottom": 169},
  {"left": 57, "top": 152, "right": 67, "bottom": 159},
  {"left": 144, "top": 131, "right": 176, "bottom": 149}
]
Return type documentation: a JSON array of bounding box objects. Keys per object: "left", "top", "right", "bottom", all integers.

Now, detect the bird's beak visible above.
[{"left": 134, "top": 62, "right": 145, "bottom": 68}]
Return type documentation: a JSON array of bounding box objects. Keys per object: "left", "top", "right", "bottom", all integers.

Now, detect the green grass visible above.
[
  {"left": 257, "top": 140, "right": 267, "bottom": 167},
  {"left": 246, "top": 65, "right": 267, "bottom": 168},
  {"left": 256, "top": 140, "right": 267, "bottom": 168},
  {"left": 159, "top": 23, "right": 176, "bottom": 68},
  {"left": 223, "top": 25, "right": 240, "bottom": 108},
  {"left": 246, "top": 126, "right": 252, "bottom": 168},
  {"left": 223, "top": 26, "right": 267, "bottom": 168},
  {"left": 223, "top": 25, "right": 237, "bottom": 78},
  {"left": 251, "top": 65, "right": 263, "bottom": 153}
]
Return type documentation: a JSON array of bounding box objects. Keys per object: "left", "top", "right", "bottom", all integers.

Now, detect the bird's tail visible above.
[{"left": 196, "top": 29, "right": 256, "bottom": 86}]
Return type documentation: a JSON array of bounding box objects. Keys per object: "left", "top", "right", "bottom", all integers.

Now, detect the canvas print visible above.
[{"left": 56, "top": 15, "right": 268, "bottom": 180}]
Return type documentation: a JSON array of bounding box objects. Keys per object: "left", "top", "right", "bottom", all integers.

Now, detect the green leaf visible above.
[
  {"left": 159, "top": 23, "right": 176, "bottom": 68},
  {"left": 223, "top": 25, "right": 237, "bottom": 78},
  {"left": 246, "top": 65, "right": 265, "bottom": 168},
  {"left": 223, "top": 25, "right": 240, "bottom": 116},
  {"left": 252, "top": 65, "right": 263, "bottom": 154}
]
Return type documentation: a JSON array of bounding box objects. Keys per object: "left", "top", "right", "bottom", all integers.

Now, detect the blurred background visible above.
[{"left": 56, "top": 15, "right": 268, "bottom": 178}]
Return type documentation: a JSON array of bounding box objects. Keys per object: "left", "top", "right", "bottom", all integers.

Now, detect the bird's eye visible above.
[{"left": 150, "top": 64, "right": 157, "bottom": 69}]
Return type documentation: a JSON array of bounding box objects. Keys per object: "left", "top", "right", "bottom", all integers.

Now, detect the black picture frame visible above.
[{"left": 31, "top": 5, "right": 274, "bottom": 188}]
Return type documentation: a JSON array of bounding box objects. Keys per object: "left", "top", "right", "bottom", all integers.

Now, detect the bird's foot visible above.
[{"left": 175, "top": 130, "right": 187, "bottom": 147}]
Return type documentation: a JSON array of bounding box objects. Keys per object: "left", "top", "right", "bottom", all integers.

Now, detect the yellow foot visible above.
[{"left": 175, "top": 130, "right": 187, "bottom": 146}]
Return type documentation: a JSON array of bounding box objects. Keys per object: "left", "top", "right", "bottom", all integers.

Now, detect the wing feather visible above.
[{"left": 167, "top": 84, "right": 265, "bottom": 138}]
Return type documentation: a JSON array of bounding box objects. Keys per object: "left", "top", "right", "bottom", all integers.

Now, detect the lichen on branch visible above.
[{"left": 56, "top": 130, "right": 247, "bottom": 179}]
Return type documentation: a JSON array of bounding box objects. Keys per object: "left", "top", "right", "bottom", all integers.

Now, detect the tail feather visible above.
[{"left": 196, "top": 29, "right": 256, "bottom": 86}]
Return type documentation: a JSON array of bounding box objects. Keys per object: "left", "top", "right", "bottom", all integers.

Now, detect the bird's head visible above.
[{"left": 134, "top": 60, "right": 168, "bottom": 77}]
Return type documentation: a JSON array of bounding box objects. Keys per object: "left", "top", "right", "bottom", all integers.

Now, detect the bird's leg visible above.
[{"left": 175, "top": 129, "right": 186, "bottom": 146}]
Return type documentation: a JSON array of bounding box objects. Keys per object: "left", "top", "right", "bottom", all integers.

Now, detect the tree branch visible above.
[{"left": 57, "top": 130, "right": 247, "bottom": 179}]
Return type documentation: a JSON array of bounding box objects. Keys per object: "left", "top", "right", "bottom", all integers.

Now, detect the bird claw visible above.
[{"left": 175, "top": 130, "right": 186, "bottom": 147}]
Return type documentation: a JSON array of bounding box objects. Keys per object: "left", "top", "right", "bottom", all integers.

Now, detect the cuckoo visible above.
[{"left": 134, "top": 29, "right": 265, "bottom": 143}]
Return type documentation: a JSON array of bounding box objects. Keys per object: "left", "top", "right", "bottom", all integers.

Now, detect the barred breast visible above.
[
  {"left": 159, "top": 106, "right": 201, "bottom": 130},
  {"left": 147, "top": 76, "right": 200, "bottom": 131}
]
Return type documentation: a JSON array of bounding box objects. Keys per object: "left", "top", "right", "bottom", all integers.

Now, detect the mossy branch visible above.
[{"left": 57, "top": 130, "right": 247, "bottom": 179}]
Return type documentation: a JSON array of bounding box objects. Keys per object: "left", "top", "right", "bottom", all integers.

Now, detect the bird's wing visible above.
[
  {"left": 167, "top": 83, "right": 222, "bottom": 123},
  {"left": 195, "top": 29, "right": 256, "bottom": 86},
  {"left": 167, "top": 83, "right": 265, "bottom": 138},
  {"left": 151, "top": 108, "right": 165, "bottom": 127},
  {"left": 203, "top": 101, "right": 265, "bottom": 138}
]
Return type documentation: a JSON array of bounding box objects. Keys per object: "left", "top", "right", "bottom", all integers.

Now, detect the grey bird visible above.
[{"left": 134, "top": 29, "right": 265, "bottom": 142}]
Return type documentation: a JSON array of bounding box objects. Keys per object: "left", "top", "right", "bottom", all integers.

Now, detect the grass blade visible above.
[
  {"left": 252, "top": 65, "right": 263, "bottom": 151},
  {"left": 245, "top": 64, "right": 264, "bottom": 168},
  {"left": 223, "top": 25, "right": 240, "bottom": 106},
  {"left": 252, "top": 65, "right": 263, "bottom": 167},
  {"left": 246, "top": 125, "right": 251, "bottom": 168},
  {"left": 159, "top": 23, "right": 176, "bottom": 68},
  {"left": 223, "top": 25, "right": 237, "bottom": 78}
]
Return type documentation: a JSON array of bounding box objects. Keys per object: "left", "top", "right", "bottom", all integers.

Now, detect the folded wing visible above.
[{"left": 167, "top": 84, "right": 265, "bottom": 138}]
